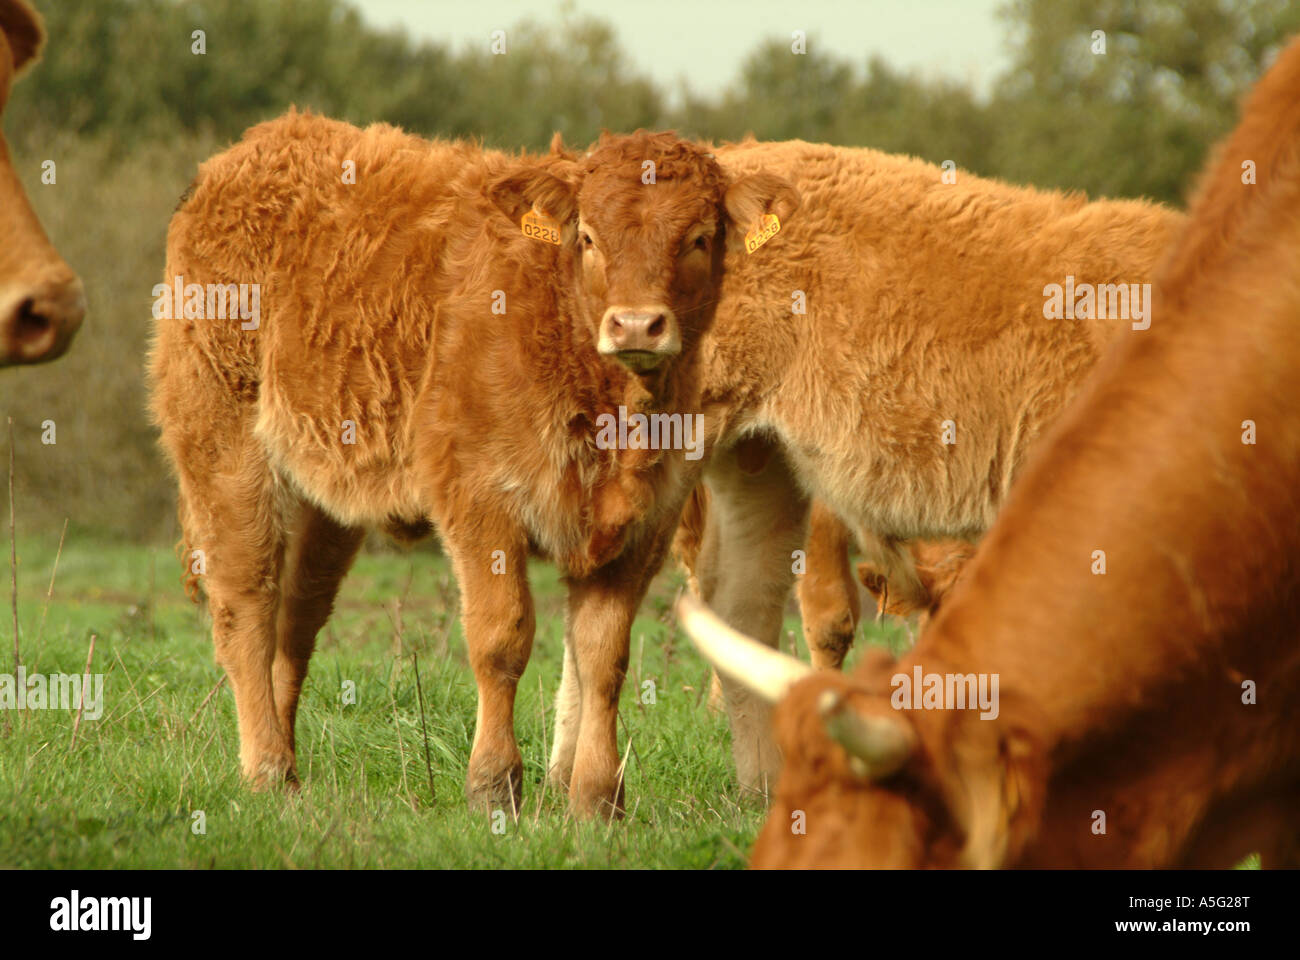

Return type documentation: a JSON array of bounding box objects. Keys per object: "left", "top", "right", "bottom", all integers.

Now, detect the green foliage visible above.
[
  {"left": 7, "top": 0, "right": 664, "bottom": 150},
  {"left": 988, "top": 0, "right": 1300, "bottom": 203},
  {"left": 678, "top": 44, "right": 995, "bottom": 173},
  {"left": 450, "top": 16, "right": 665, "bottom": 149},
  {"left": 676, "top": 1, "right": 1296, "bottom": 201}
]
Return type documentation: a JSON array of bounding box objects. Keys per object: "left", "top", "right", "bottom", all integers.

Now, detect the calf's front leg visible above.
[
  {"left": 447, "top": 529, "right": 535, "bottom": 814},
  {"left": 559, "top": 531, "right": 671, "bottom": 820}
]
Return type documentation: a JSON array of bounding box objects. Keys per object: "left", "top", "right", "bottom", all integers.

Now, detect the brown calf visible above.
[
  {"left": 685, "top": 34, "right": 1300, "bottom": 867},
  {"left": 0, "top": 0, "right": 84, "bottom": 367},
  {"left": 686, "top": 139, "right": 1183, "bottom": 796},
  {"left": 149, "top": 112, "right": 795, "bottom": 817}
]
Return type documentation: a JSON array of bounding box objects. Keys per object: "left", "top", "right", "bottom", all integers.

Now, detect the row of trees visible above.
[{"left": 11, "top": 0, "right": 1299, "bottom": 204}]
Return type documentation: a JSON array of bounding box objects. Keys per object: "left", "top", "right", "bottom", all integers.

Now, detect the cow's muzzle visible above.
[
  {"left": 0, "top": 272, "right": 86, "bottom": 367},
  {"left": 597, "top": 305, "right": 680, "bottom": 372}
]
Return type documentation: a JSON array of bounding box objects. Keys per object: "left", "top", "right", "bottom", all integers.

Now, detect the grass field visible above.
[{"left": 0, "top": 528, "right": 907, "bottom": 869}]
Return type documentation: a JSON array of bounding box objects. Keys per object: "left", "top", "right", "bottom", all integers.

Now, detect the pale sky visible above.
[{"left": 354, "top": 0, "right": 1012, "bottom": 104}]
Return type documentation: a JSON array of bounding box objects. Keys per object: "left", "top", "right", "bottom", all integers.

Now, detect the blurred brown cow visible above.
[{"left": 0, "top": 0, "right": 84, "bottom": 367}]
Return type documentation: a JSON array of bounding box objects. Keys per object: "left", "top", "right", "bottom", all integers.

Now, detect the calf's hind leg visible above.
[{"left": 273, "top": 501, "right": 364, "bottom": 753}]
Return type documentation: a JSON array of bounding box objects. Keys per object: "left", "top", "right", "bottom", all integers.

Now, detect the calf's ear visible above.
[
  {"left": 722, "top": 172, "right": 800, "bottom": 251},
  {"left": 487, "top": 166, "right": 578, "bottom": 228},
  {"left": 547, "top": 131, "right": 578, "bottom": 160}
]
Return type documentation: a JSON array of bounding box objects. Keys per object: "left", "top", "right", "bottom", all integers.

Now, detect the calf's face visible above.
[
  {"left": 490, "top": 131, "right": 797, "bottom": 376},
  {"left": 0, "top": 0, "right": 86, "bottom": 367}
]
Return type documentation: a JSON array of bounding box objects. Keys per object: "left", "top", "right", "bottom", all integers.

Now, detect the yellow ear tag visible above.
[
  {"left": 522, "top": 208, "right": 562, "bottom": 245},
  {"left": 744, "top": 213, "right": 781, "bottom": 254}
]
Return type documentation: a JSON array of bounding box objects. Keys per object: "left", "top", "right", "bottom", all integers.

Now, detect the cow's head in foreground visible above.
[
  {"left": 677, "top": 595, "right": 1019, "bottom": 868},
  {"left": 0, "top": 0, "right": 85, "bottom": 367},
  {"left": 488, "top": 131, "right": 798, "bottom": 379}
]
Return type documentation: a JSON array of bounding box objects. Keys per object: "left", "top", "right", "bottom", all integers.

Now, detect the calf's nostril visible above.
[
  {"left": 15, "top": 299, "right": 53, "bottom": 342},
  {"left": 647, "top": 315, "right": 665, "bottom": 338}
]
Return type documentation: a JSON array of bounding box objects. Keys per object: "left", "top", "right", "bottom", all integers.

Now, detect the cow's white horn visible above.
[
  {"left": 676, "top": 594, "right": 812, "bottom": 705},
  {"left": 818, "top": 692, "right": 916, "bottom": 780}
]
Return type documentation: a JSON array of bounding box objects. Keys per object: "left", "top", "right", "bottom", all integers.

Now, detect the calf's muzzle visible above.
[{"left": 598, "top": 304, "right": 680, "bottom": 373}]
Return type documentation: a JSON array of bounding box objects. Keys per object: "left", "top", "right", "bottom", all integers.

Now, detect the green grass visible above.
[{"left": 0, "top": 530, "right": 905, "bottom": 869}]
